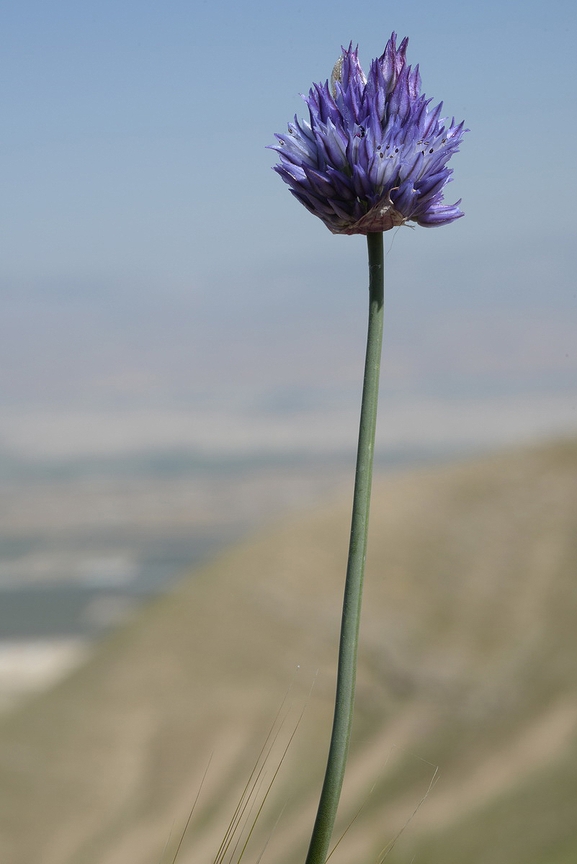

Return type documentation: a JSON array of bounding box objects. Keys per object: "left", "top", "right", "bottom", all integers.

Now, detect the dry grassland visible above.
[{"left": 0, "top": 438, "right": 576, "bottom": 864}]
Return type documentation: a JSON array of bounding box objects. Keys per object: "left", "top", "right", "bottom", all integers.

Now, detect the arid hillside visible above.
[{"left": 1, "top": 438, "right": 577, "bottom": 864}]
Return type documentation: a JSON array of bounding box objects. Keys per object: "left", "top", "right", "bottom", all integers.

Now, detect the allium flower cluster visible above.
[{"left": 270, "top": 33, "right": 466, "bottom": 235}]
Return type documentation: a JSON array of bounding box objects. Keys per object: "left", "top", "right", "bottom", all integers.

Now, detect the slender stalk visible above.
[{"left": 305, "top": 232, "right": 385, "bottom": 864}]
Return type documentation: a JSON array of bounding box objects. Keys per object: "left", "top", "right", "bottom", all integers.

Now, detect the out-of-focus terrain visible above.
[
  {"left": 0, "top": 437, "right": 576, "bottom": 864},
  {"left": 0, "top": 446, "right": 359, "bottom": 710},
  {"left": 1, "top": 254, "right": 575, "bottom": 714}
]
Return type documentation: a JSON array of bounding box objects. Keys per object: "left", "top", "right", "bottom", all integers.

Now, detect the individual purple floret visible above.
[{"left": 270, "top": 33, "right": 466, "bottom": 234}]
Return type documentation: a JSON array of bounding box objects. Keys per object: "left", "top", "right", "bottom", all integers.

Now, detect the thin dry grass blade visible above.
[
  {"left": 165, "top": 753, "right": 213, "bottom": 864},
  {"left": 325, "top": 783, "right": 376, "bottom": 862},
  {"left": 213, "top": 693, "right": 293, "bottom": 864},
  {"left": 233, "top": 703, "right": 307, "bottom": 864},
  {"left": 376, "top": 762, "right": 439, "bottom": 863}
]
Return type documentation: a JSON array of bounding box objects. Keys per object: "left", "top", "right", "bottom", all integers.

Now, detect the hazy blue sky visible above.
[{"left": 0, "top": 0, "right": 575, "bottom": 448}]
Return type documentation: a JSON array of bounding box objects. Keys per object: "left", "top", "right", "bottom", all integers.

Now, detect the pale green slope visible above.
[{"left": 0, "top": 439, "right": 576, "bottom": 864}]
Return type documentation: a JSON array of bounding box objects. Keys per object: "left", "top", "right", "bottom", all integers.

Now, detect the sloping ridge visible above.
[{"left": 1, "top": 438, "right": 577, "bottom": 864}]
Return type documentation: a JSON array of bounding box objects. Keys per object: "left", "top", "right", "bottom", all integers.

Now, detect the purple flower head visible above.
[{"left": 270, "top": 34, "right": 466, "bottom": 234}]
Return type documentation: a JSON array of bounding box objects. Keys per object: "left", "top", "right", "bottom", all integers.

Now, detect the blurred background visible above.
[
  {"left": 0, "top": 0, "right": 575, "bottom": 701},
  {"left": 0, "top": 1, "right": 576, "bottom": 861}
]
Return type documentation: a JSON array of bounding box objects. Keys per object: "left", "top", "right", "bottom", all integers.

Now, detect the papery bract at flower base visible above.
[{"left": 270, "top": 33, "right": 466, "bottom": 235}]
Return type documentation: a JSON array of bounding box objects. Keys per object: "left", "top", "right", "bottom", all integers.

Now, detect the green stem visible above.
[{"left": 305, "top": 232, "right": 385, "bottom": 864}]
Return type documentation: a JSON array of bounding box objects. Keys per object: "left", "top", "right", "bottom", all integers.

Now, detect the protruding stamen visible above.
[{"left": 330, "top": 56, "right": 344, "bottom": 98}]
